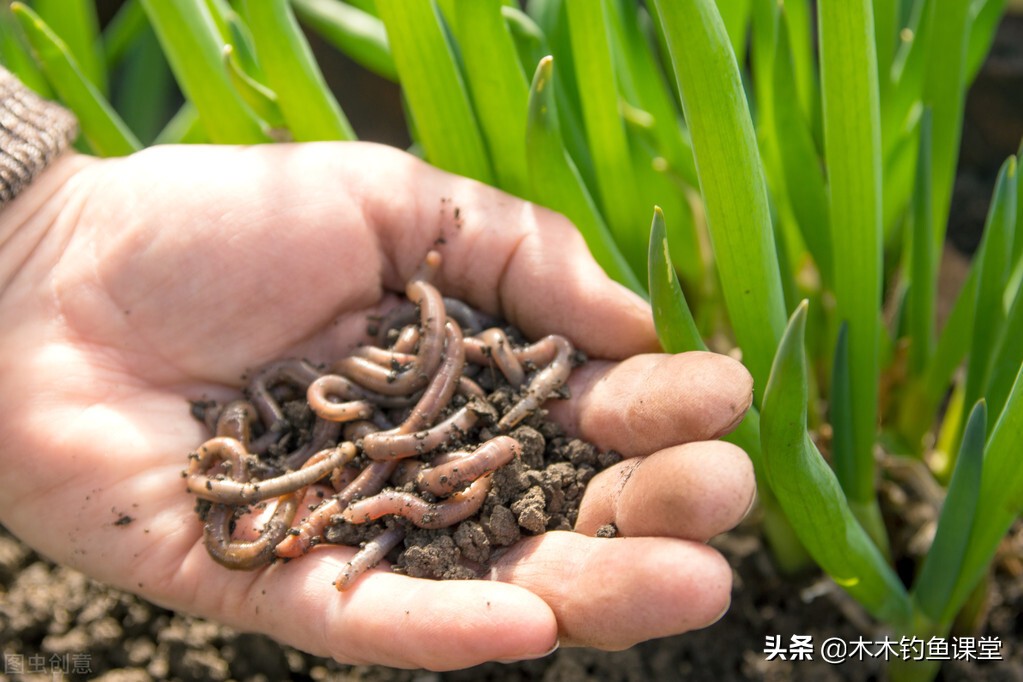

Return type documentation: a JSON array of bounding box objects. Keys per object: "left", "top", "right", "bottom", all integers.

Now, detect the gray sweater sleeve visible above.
[{"left": 0, "top": 67, "right": 78, "bottom": 207}]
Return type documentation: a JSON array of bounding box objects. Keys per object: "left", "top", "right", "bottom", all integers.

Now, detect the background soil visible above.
[{"left": 3, "top": 10, "right": 1023, "bottom": 682}]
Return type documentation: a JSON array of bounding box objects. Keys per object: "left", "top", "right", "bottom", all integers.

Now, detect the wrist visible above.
[{"left": 0, "top": 68, "right": 78, "bottom": 207}]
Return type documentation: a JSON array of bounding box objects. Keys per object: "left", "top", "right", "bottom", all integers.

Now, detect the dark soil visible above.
[{"left": 3, "top": 509, "right": 1022, "bottom": 682}]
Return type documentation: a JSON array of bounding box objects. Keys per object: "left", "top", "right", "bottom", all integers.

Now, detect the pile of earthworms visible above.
[{"left": 184, "top": 251, "right": 580, "bottom": 590}]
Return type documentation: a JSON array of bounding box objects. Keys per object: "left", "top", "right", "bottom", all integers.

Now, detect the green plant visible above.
[{"left": 3, "top": 0, "right": 1021, "bottom": 678}]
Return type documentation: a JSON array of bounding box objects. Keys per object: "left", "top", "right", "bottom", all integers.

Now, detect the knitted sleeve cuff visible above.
[{"left": 0, "top": 67, "right": 78, "bottom": 207}]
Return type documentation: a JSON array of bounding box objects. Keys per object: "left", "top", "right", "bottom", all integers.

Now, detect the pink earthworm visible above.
[
  {"left": 334, "top": 525, "right": 406, "bottom": 591},
  {"left": 185, "top": 436, "right": 252, "bottom": 484},
  {"left": 307, "top": 376, "right": 377, "bottom": 424},
  {"left": 497, "top": 335, "right": 574, "bottom": 432},
  {"left": 464, "top": 328, "right": 526, "bottom": 387},
  {"left": 362, "top": 321, "right": 465, "bottom": 460},
  {"left": 188, "top": 442, "right": 356, "bottom": 505},
  {"left": 333, "top": 256, "right": 446, "bottom": 396},
  {"left": 360, "top": 402, "right": 481, "bottom": 460},
  {"left": 248, "top": 358, "right": 322, "bottom": 425},
  {"left": 375, "top": 296, "right": 491, "bottom": 346},
  {"left": 282, "top": 417, "right": 342, "bottom": 471},
  {"left": 204, "top": 493, "right": 300, "bottom": 569},
  {"left": 343, "top": 419, "right": 381, "bottom": 442},
  {"left": 348, "top": 345, "right": 417, "bottom": 368},
  {"left": 338, "top": 474, "right": 493, "bottom": 529},
  {"left": 215, "top": 400, "right": 258, "bottom": 444},
  {"left": 276, "top": 459, "right": 398, "bottom": 558},
  {"left": 415, "top": 436, "right": 520, "bottom": 496},
  {"left": 391, "top": 325, "right": 420, "bottom": 354},
  {"left": 205, "top": 433, "right": 349, "bottom": 568}
]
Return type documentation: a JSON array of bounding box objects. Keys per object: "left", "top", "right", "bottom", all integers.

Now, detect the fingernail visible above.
[
  {"left": 496, "top": 639, "right": 560, "bottom": 664},
  {"left": 741, "top": 490, "right": 758, "bottom": 522}
]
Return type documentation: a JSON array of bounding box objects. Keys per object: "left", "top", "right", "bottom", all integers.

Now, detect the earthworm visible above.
[
  {"left": 188, "top": 442, "right": 356, "bottom": 505},
  {"left": 215, "top": 400, "right": 258, "bottom": 443},
  {"left": 205, "top": 430, "right": 350, "bottom": 568},
  {"left": 464, "top": 328, "right": 526, "bottom": 387},
  {"left": 334, "top": 257, "right": 446, "bottom": 396},
  {"left": 185, "top": 436, "right": 253, "bottom": 483},
  {"left": 334, "top": 525, "right": 406, "bottom": 591},
  {"left": 248, "top": 358, "right": 322, "bottom": 425},
  {"left": 275, "top": 459, "right": 398, "bottom": 558},
  {"left": 306, "top": 376, "right": 377, "bottom": 423},
  {"left": 339, "top": 474, "right": 493, "bottom": 529},
  {"left": 349, "top": 344, "right": 417, "bottom": 368},
  {"left": 415, "top": 436, "right": 520, "bottom": 496},
  {"left": 282, "top": 417, "right": 342, "bottom": 471},
  {"left": 362, "top": 322, "right": 465, "bottom": 459},
  {"left": 204, "top": 493, "right": 300, "bottom": 569},
  {"left": 361, "top": 403, "right": 482, "bottom": 460},
  {"left": 375, "top": 297, "right": 492, "bottom": 346},
  {"left": 497, "top": 335, "right": 574, "bottom": 431}
]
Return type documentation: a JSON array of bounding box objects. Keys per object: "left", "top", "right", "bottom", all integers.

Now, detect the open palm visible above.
[{"left": 0, "top": 142, "right": 754, "bottom": 669}]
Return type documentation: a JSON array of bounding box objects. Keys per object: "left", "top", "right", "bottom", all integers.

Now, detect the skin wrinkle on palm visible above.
[{"left": 0, "top": 144, "right": 755, "bottom": 667}]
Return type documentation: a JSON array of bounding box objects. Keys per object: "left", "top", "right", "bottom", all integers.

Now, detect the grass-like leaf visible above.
[
  {"left": 502, "top": 5, "right": 548, "bottom": 77},
  {"left": 12, "top": 3, "right": 140, "bottom": 157},
  {"left": 650, "top": 0, "right": 787, "bottom": 395},
  {"left": 240, "top": 0, "right": 354, "bottom": 141},
  {"left": 447, "top": 0, "right": 529, "bottom": 197},
  {"left": 376, "top": 0, "right": 493, "bottom": 184},
  {"left": 222, "top": 45, "right": 284, "bottom": 130},
  {"left": 647, "top": 206, "right": 703, "bottom": 355},
  {"left": 30, "top": 0, "right": 106, "bottom": 95},
  {"left": 0, "top": 3, "right": 52, "bottom": 97},
  {"left": 772, "top": 11, "right": 830, "bottom": 284},
  {"left": 961, "top": 157, "right": 1017, "bottom": 418},
  {"left": 921, "top": 0, "right": 973, "bottom": 245},
  {"left": 102, "top": 0, "right": 146, "bottom": 71},
  {"left": 153, "top": 101, "right": 206, "bottom": 145},
  {"left": 565, "top": 0, "right": 645, "bottom": 275},
  {"left": 912, "top": 400, "right": 985, "bottom": 625},
  {"left": 649, "top": 205, "right": 764, "bottom": 470},
  {"left": 111, "top": 21, "right": 175, "bottom": 145},
  {"left": 525, "top": 56, "right": 640, "bottom": 293},
  {"left": 907, "top": 109, "right": 935, "bottom": 377},
  {"left": 965, "top": 0, "right": 1008, "bottom": 84},
  {"left": 605, "top": 2, "right": 701, "bottom": 285},
  {"left": 761, "top": 301, "right": 911, "bottom": 624},
  {"left": 292, "top": 0, "right": 397, "bottom": 82},
  {"left": 818, "top": 0, "right": 883, "bottom": 518},
  {"left": 141, "top": 0, "right": 269, "bottom": 144},
  {"left": 948, "top": 360, "right": 1023, "bottom": 626}
]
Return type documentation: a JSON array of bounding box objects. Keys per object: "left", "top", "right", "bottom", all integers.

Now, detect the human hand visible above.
[{"left": 0, "top": 142, "right": 754, "bottom": 669}]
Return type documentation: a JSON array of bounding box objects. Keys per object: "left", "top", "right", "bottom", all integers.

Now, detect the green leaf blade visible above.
[
  {"left": 647, "top": 206, "right": 705, "bottom": 355},
  {"left": 650, "top": 0, "right": 787, "bottom": 395},
  {"left": 525, "top": 56, "right": 640, "bottom": 294},
  {"left": 12, "top": 3, "right": 141, "bottom": 157},
  {"left": 241, "top": 0, "right": 354, "bottom": 142},
  {"left": 140, "top": 0, "right": 269, "bottom": 144},
  {"left": 565, "top": 0, "right": 645, "bottom": 274},
  {"left": 30, "top": 0, "right": 106, "bottom": 95},
  {"left": 291, "top": 0, "right": 396, "bottom": 81},
  {"left": 376, "top": 0, "right": 493, "bottom": 184},
  {"left": 818, "top": 0, "right": 883, "bottom": 509},
  {"left": 449, "top": 0, "right": 530, "bottom": 197},
  {"left": 761, "top": 302, "right": 911, "bottom": 624},
  {"left": 962, "top": 157, "right": 1018, "bottom": 415},
  {"left": 912, "top": 400, "right": 986, "bottom": 625}
]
